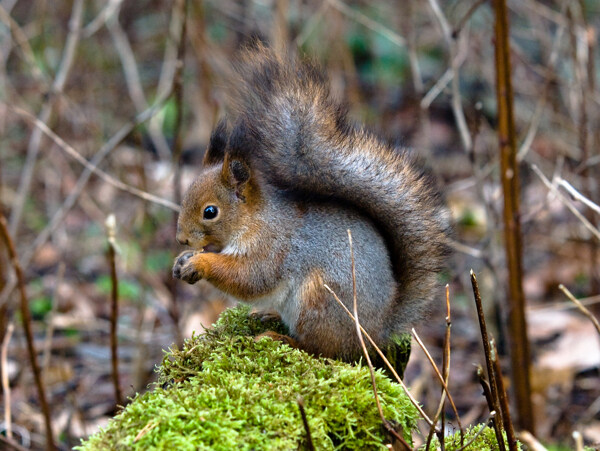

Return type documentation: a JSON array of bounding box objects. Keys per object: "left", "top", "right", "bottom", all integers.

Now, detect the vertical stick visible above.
[
  {"left": 297, "top": 397, "right": 315, "bottom": 451},
  {"left": 476, "top": 368, "right": 505, "bottom": 451},
  {"left": 106, "top": 214, "right": 122, "bottom": 407},
  {"left": 491, "top": 340, "right": 518, "bottom": 451},
  {"left": 0, "top": 215, "right": 55, "bottom": 450},
  {"left": 2, "top": 322, "right": 14, "bottom": 440},
  {"left": 492, "top": 0, "right": 534, "bottom": 433},
  {"left": 470, "top": 271, "right": 503, "bottom": 435}
]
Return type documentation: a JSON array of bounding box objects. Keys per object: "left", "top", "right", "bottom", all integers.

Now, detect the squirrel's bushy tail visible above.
[{"left": 228, "top": 44, "right": 451, "bottom": 321}]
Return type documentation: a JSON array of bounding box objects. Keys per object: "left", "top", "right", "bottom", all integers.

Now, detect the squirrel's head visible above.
[
  {"left": 176, "top": 152, "right": 261, "bottom": 253},
  {"left": 176, "top": 117, "right": 264, "bottom": 252}
]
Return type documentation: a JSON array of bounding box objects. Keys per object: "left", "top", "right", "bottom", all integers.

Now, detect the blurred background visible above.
[{"left": 1, "top": 0, "right": 599, "bottom": 449}]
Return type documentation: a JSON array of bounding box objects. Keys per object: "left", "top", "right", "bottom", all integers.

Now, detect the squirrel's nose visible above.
[{"left": 176, "top": 234, "right": 189, "bottom": 246}]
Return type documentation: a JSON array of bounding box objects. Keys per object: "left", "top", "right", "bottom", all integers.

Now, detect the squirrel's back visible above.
[{"left": 226, "top": 44, "right": 451, "bottom": 326}]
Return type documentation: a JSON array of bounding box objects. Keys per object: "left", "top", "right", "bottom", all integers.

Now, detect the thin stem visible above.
[
  {"left": 106, "top": 214, "right": 123, "bottom": 407},
  {"left": 9, "top": 0, "right": 83, "bottom": 237},
  {"left": 559, "top": 284, "right": 600, "bottom": 337},
  {"left": 167, "top": 0, "right": 188, "bottom": 348},
  {"left": 0, "top": 215, "right": 55, "bottom": 450},
  {"left": 531, "top": 164, "right": 600, "bottom": 241},
  {"left": 297, "top": 397, "right": 315, "bottom": 451},
  {"left": 412, "top": 328, "right": 462, "bottom": 444},
  {"left": 477, "top": 368, "right": 506, "bottom": 451},
  {"left": 2, "top": 322, "right": 14, "bottom": 440},
  {"left": 0, "top": 88, "right": 174, "bottom": 310},
  {"left": 9, "top": 106, "right": 179, "bottom": 212},
  {"left": 470, "top": 270, "right": 504, "bottom": 433},
  {"left": 491, "top": 340, "right": 518, "bottom": 451}
]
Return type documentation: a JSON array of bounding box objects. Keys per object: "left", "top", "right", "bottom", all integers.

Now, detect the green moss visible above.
[
  {"left": 78, "top": 305, "right": 419, "bottom": 450},
  {"left": 78, "top": 305, "right": 517, "bottom": 450}
]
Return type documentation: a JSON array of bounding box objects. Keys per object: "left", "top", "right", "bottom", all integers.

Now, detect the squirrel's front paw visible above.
[{"left": 172, "top": 251, "right": 202, "bottom": 284}]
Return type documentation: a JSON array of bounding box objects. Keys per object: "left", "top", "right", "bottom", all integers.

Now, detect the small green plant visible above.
[{"left": 425, "top": 424, "right": 522, "bottom": 451}]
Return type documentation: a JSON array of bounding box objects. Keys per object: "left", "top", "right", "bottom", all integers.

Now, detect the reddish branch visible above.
[
  {"left": 471, "top": 271, "right": 505, "bottom": 450},
  {"left": 492, "top": 340, "right": 518, "bottom": 450},
  {"left": 0, "top": 214, "right": 55, "bottom": 450},
  {"left": 297, "top": 397, "right": 315, "bottom": 451},
  {"left": 492, "top": 0, "right": 534, "bottom": 433}
]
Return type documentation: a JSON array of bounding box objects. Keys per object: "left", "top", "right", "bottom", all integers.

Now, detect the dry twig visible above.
[
  {"left": 327, "top": 0, "right": 405, "bottom": 47},
  {"left": 297, "top": 397, "right": 315, "bottom": 451},
  {"left": 106, "top": 214, "right": 123, "bottom": 407},
  {"left": 558, "top": 179, "right": 600, "bottom": 215},
  {"left": 1, "top": 322, "right": 14, "bottom": 440},
  {"left": 531, "top": 164, "right": 600, "bottom": 241},
  {"left": 559, "top": 284, "right": 600, "bottom": 337},
  {"left": 423, "top": 285, "right": 464, "bottom": 449},
  {"left": 477, "top": 368, "right": 506, "bottom": 451},
  {"left": 9, "top": 106, "right": 179, "bottom": 212},
  {"left": 471, "top": 271, "right": 506, "bottom": 451},
  {"left": 412, "top": 328, "right": 462, "bottom": 447},
  {"left": 9, "top": 0, "right": 84, "bottom": 237},
  {"left": 107, "top": 2, "right": 172, "bottom": 160},
  {"left": 0, "top": 87, "right": 174, "bottom": 309},
  {"left": 491, "top": 340, "right": 518, "bottom": 451},
  {"left": 0, "top": 215, "right": 55, "bottom": 450},
  {"left": 426, "top": 0, "right": 472, "bottom": 153}
]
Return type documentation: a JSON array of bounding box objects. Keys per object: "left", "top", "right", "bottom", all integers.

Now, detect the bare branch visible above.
[
  {"left": 0, "top": 88, "right": 174, "bottom": 309},
  {"left": 558, "top": 178, "right": 600, "bottom": 215},
  {"left": 9, "top": 0, "right": 84, "bottom": 237},
  {"left": 106, "top": 214, "right": 123, "bottom": 407},
  {"left": 426, "top": 0, "right": 472, "bottom": 152},
  {"left": 559, "top": 284, "right": 600, "bottom": 337},
  {"left": 1, "top": 322, "right": 14, "bottom": 440},
  {"left": 0, "top": 215, "right": 55, "bottom": 450},
  {"left": 327, "top": 0, "right": 405, "bottom": 48},
  {"left": 10, "top": 105, "right": 179, "bottom": 211},
  {"left": 531, "top": 164, "right": 600, "bottom": 241}
]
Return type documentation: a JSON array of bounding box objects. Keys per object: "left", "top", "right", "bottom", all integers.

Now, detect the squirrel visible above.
[{"left": 172, "top": 44, "right": 451, "bottom": 362}]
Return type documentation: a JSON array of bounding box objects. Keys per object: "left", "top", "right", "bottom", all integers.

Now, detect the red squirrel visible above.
[{"left": 173, "top": 45, "right": 451, "bottom": 361}]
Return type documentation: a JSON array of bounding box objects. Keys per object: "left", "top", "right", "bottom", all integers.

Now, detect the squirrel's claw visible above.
[{"left": 172, "top": 251, "right": 201, "bottom": 284}]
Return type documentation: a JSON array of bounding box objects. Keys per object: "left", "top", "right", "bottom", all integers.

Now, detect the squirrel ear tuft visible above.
[
  {"left": 203, "top": 119, "right": 229, "bottom": 166},
  {"left": 229, "top": 159, "right": 250, "bottom": 185},
  {"left": 221, "top": 153, "right": 251, "bottom": 201}
]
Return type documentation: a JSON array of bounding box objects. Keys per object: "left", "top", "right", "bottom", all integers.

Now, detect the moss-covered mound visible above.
[{"left": 78, "top": 305, "right": 419, "bottom": 450}]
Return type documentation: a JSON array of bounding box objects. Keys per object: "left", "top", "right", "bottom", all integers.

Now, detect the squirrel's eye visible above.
[{"left": 203, "top": 205, "right": 218, "bottom": 220}]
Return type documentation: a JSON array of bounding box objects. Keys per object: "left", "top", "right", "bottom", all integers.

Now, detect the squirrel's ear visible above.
[
  {"left": 222, "top": 153, "right": 251, "bottom": 201},
  {"left": 203, "top": 119, "right": 228, "bottom": 166}
]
